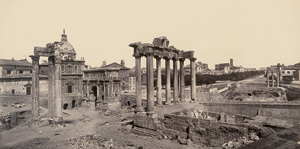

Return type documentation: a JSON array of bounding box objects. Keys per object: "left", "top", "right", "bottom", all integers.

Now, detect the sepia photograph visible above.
[{"left": 0, "top": 0, "right": 300, "bottom": 148}]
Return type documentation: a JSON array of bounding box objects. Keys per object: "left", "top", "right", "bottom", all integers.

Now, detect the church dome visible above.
[{"left": 58, "top": 29, "right": 76, "bottom": 60}]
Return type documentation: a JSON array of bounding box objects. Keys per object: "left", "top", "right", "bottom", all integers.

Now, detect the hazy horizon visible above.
[{"left": 0, "top": 0, "right": 299, "bottom": 70}]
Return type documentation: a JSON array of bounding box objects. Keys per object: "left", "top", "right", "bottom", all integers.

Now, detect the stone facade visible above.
[{"left": 82, "top": 60, "right": 130, "bottom": 109}]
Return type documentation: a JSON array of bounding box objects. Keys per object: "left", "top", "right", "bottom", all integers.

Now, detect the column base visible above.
[{"left": 134, "top": 107, "right": 144, "bottom": 113}]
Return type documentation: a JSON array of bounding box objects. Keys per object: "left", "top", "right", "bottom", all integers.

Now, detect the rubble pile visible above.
[
  {"left": 222, "top": 133, "right": 260, "bottom": 149},
  {"left": 68, "top": 134, "right": 138, "bottom": 149}
]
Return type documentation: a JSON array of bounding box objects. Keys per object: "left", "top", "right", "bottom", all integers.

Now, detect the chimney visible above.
[
  {"left": 121, "top": 60, "right": 125, "bottom": 67},
  {"left": 230, "top": 58, "right": 233, "bottom": 66},
  {"left": 102, "top": 60, "right": 106, "bottom": 66}
]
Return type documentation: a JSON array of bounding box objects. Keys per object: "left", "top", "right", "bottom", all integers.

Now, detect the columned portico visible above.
[{"left": 129, "top": 37, "right": 197, "bottom": 131}]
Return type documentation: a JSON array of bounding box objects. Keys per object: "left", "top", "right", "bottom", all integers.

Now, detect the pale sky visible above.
[{"left": 0, "top": 0, "right": 300, "bottom": 69}]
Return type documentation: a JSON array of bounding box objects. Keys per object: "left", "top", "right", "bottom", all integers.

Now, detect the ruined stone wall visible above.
[
  {"left": 162, "top": 114, "right": 263, "bottom": 147},
  {"left": 0, "top": 79, "right": 48, "bottom": 96},
  {"left": 0, "top": 110, "right": 31, "bottom": 132}
]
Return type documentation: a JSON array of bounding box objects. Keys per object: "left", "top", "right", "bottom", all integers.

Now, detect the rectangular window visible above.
[
  {"left": 26, "top": 87, "right": 31, "bottom": 95},
  {"left": 75, "top": 66, "right": 78, "bottom": 73},
  {"left": 19, "top": 70, "right": 23, "bottom": 74},
  {"left": 7, "top": 70, "right": 11, "bottom": 74},
  {"left": 68, "top": 86, "right": 72, "bottom": 93},
  {"left": 12, "top": 89, "right": 15, "bottom": 95},
  {"left": 61, "top": 65, "right": 64, "bottom": 73}
]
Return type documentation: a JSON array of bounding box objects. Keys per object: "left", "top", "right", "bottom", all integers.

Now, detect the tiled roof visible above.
[{"left": 0, "top": 59, "right": 31, "bottom": 67}]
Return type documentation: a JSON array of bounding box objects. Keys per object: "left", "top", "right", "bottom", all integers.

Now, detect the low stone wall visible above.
[
  {"left": 0, "top": 110, "right": 31, "bottom": 131},
  {"left": 201, "top": 102, "right": 300, "bottom": 121}
]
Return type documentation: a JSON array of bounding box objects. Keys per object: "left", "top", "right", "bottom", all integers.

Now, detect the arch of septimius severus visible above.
[{"left": 129, "top": 36, "right": 197, "bottom": 114}]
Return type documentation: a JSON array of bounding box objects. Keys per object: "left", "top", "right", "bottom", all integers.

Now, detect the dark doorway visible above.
[
  {"left": 63, "top": 103, "right": 68, "bottom": 110},
  {"left": 127, "top": 101, "right": 131, "bottom": 106},
  {"left": 92, "top": 86, "right": 97, "bottom": 97},
  {"left": 12, "top": 89, "right": 15, "bottom": 95},
  {"left": 72, "top": 100, "right": 76, "bottom": 109},
  {"left": 26, "top": 87, "right": 31, "bottom": 95}
]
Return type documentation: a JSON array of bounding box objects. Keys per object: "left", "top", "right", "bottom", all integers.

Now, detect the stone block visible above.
[{"left": 134, "top": 112, "right": 159, "bottom": 130}]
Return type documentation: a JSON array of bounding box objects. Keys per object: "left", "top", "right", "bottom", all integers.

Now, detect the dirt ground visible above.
[{"left": 0, "top": 102, "right": 204, "bottom": 149}]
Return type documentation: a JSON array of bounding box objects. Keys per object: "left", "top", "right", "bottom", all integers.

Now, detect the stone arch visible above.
[
  {"left": 92, "top": 86, "right": 97, "bottom": 97},
  {"left": 63, "top": 103, "right": 68, "bottom": 110},
  {"left": 127, "top": 101, "right": 131, "bottom": 106}
]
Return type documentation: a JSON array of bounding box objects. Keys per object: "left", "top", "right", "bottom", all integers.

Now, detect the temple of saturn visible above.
[{"left": 129, "top": 37, "right": 197, "bottom": 129}]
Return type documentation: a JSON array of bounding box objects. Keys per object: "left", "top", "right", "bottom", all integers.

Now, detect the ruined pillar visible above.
[
  {"left": 173, "top": 58, "right": 179, "bottom": 103},
  {"left": 135, "top": 55, "right": 143, "bottom": 112},
  {"left": 272, "top": 72, "right": 274, "bottom": 87},
  {"left": 30, "top": 55, "right": 40, "bottom": 117},
  {"left": 146, "top": 54, "right": 154, "bottom": 113},
  {"left": 277, "top": 72, "right": 280, "bottom": 87},
  {"left": 86, "top": 81, "right": 90, "bottom": 98},
  {"left": 165, "top": 58, "right": 171, "bottom": 104},
  {"left": 156, "top": 56, "right": 162, "bottom": 106},
  {"left": 97, "top": 83, "right": 100, "bottom": 99},
  {"left": 54, "top": 56, "right": 62, "bottom": 117},
  {"left": 48, "top": 56, "right": 55, "bottom": 115},
  {"left": 179, "top": 59, "right": 185, "bottom": 101},
  {"left": 190, "top": 58, "right": 196, "bottom": 100},
  {"left": 267, "top": 71, "right": 269, "bottom": 87}
]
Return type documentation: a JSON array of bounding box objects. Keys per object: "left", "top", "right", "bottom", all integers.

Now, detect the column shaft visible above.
[
  {"left": 272, "top": 73, "right": 274, "bottom": 87},
  {"left": 156, "top": 57, "right": 162, "bottom": 106},
  {"left": 267, "top": 71, "right": 269, "bottom": 87},
  {"left": 146, "top": 54, "right": 154, "bottom": 113},
  {"left": 190, "top": 58, "right": 196, "bottom": 100},
  {"left": 180, "top": 59, "right": 185, "bottom": 101},
  {"left": 165, "top": 58, "right": 171, "bottom": 104},
  {"left": 31, "top": 56, "right": 40, "bottom": 117},
  {"left": 54, "top": 56, "right": 62, "bottom": 117},
  {"left": 173, "top": 59, "right": 179, "bottom": 103},
  {"left": 48, "top": 56, "right": 54, "bottom": 115},
  {"left": 135, "top": 56, "right": 143, "bottom": 112},
  {"left": 277, "top": 72, "right": 280, "bottom": 87}
]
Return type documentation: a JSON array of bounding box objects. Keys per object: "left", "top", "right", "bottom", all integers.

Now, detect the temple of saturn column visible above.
[
  {"left": 30, "top": 43, "right": 64, "bottom": 118},
  {"left": 129, "top": 36, "right": 197, "bottom": 115}
]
